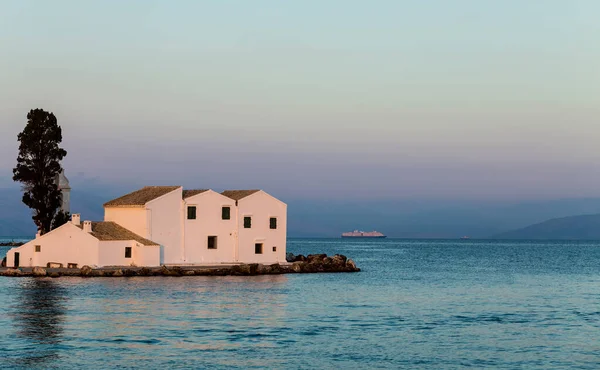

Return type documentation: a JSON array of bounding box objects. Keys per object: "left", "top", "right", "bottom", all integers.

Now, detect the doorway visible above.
[{"left": 14, "top": 252, "right": 20, "bottom": 267}]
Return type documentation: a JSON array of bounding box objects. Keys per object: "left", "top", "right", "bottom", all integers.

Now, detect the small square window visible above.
[
  {"left": 125, "top": 247, "right": 132, "bottom": 258},
  {"left": 270, "top": 217, "right": 277, "bottom": 229},
  {"left": 244, "top": 216, "right": 252, "bottom": 228},
  {"left": 255, "top": 243, "right": 263, "bottom": 254},
  {"left": 208, "top": 236, "right": 217, "bottom": 249},
  {"left": 222, "top": 206, "right": 230, "bottom": 220},
  {"left": 187, "top": 206, "right": 197, "bottom": 220},
  {"left": 272, "top": 246, "right": 277, "bottom": 252},
  {"left": 35, "top": 245, "right": 41, "bottom": 253}
]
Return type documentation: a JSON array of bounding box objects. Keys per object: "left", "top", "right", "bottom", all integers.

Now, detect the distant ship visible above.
[{"left": 342, "top": 230, "right": 387, "bottom": 238}]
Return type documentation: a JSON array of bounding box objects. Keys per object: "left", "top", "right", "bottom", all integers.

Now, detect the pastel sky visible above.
[{"left": 0, "top": 0, "right": 598, "bottom": 200}]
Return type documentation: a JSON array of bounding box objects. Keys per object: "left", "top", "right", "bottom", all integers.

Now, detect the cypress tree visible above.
[{"left": 13, "top": 109, "right": 67, "bottom": 234}]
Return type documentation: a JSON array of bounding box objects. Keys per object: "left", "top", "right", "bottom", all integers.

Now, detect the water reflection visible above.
[{"left": 12, "top": 278, "right": 67, "bottom": 367}]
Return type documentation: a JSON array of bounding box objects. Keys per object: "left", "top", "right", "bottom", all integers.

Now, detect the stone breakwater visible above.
[{"left": 0, "top": 254, "right": 359, "bottom": 278}]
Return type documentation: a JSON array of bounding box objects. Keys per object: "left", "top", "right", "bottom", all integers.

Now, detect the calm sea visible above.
[{"left": 1, "top": 238, "right": 600, "bottom": 369}]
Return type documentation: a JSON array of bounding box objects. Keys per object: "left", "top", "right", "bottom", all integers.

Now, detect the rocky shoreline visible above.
[
  {"left": 0, "top": 253, "right": 359, "bottom": 277},
  {"left": 0, "top": 242, "right": 24, "bottom": 247}
]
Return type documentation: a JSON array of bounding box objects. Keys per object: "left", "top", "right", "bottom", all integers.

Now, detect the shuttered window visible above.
[
  {"left": 270, "top": 217, "right": 277, "bottom": 229},
  {"left": 125, "top": 247, "right": 132, "bottom": 258},
  {"left": 255, "top": 243, "right": 263, "bottom": 254},
  {"left": 244, "top": 216, "right": 252, "bottom": 228}
]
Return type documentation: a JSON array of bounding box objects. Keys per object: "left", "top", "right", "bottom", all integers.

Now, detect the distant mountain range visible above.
[{"left": 491, "top": 214, "right": 600, "bottom": 240}]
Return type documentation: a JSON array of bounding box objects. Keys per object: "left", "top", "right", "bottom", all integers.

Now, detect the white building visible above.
[{"left": 6, "top": 186, "right": 287, "bottom": 268}]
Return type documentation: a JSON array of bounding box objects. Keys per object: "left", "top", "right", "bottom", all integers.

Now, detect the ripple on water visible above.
[{"left": 2, "top": 239, "right": 600, "bottom": 368}]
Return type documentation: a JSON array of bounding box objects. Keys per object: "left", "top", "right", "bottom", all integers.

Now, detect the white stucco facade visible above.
[
  {"left": 104, "top": 208, "right": 147, "bottom": 238},
  {"left": 183, "top": 190, "right": 237, "bottom": 264},
  {"left": 6, "top": 186, "right": 287, "bottom": 268},
  {"left": 146, "top": 188, "right": 184, "bottom": 264},
  {"left": 236, "top": 191, "right": 287, "bottom": 264},
  {"left": 5, "top": 220, "right": 160, "bottom": 268}
]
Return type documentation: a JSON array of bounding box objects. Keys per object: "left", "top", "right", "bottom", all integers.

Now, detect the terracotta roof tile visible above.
[
  {"left": 78, "top": 221, "right": 159, "bottom": 246},
  {"left": 104, "top": 186, "right": 180, "bottom": 207},
  {"left": 221, "top": 190, "right": 260, "bottom": 201},
  {"left": 93, "top": 222, "right": 158, "bottom": 246},
  {"left": 182, "top": 189, "right": 210, "bottom": 199}
]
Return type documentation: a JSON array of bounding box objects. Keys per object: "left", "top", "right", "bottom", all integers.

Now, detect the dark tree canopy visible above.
[
  {"left": 13, "top": 109, "right": 67, "bottom": 234},
  {"left": 51, "top": 211, "right": 71, "bottom": 231}
]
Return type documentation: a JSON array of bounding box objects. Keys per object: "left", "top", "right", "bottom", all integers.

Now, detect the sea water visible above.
[{"left": 1, "top": 238, "right": 600, "bottom": 369}]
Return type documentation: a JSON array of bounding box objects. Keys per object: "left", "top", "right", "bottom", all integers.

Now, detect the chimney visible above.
[
  {"left": 83, "top": 220, "right": 92, "bottom": 233},
  {"left": 71, "top": 213, "right": 81, "bottom": 226},
  {"left": 35, "top": 230, "right": 41, "bottom": 239}
]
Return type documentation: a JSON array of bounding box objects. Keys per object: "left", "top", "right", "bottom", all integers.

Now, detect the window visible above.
[
  {"left": 255, "top": 243, "right": 263, "bottom": 254},
  {"left": 187, "top": 206, "right": 197, "bottom": 220},
  {"left": 35, "top": 245, "right": 41, "bottom": 253},
  {"left": 270, "top": 217, "right": 277, "bottom": 229},
  {"left": 244, "top": 216, "right": 252, "bottom": 228},
  {"left": 272, "top": 246, "right": 277, "bottom": 252},
  {"left": 208, "top": 236, "right": 217, "bottom": 249},
  {"left": 125, "top": 247, "right": 132, "bottom": 258},
  {"left": 222, "top": 206, "right": 230, "bottom": 220}
]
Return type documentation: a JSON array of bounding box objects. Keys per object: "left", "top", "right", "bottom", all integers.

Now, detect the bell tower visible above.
[{"left": 55, "top": 169, "right": 71, "bottom": 213}]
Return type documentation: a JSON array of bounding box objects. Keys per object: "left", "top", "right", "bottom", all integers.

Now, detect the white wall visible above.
[
  {"left": 104, "top": 207, "right": 148, "bottom": 238},
  {"left": 136, "top": 244, "right": 161, "bottom": 267},
  {"left": 98, "top": 240, "right": 136, "bottom": 267},
  {"left": 237, "top": 191, "right": 287, "bottom": 264},
  {"left": 146, "top": 188, "right": 184, "bottom": 264},
  {"left": 6, "top": 222, "right": 99, "bottom": 268},
  {"left": 183, "top": 190, "right": 237, "bottom": 263}
]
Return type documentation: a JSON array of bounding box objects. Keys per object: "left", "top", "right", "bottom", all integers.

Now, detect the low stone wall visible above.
[{"left": 0, "top": 254, "right": 360, "bottom": 278}]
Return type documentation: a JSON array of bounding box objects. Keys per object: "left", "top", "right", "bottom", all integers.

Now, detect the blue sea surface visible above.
[{"left": 2, "top": 238, "right": 600, "bottom": 369}]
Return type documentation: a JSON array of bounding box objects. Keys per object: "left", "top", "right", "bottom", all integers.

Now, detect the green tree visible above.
[
  {"left": 13, "top": 109, "right": 67, "bottom": 234},
  {"left": 51, "top": 210, "right": 71, "bottom": 230}
]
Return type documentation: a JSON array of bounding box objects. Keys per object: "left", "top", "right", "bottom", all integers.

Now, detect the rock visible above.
[
  {"left": 234, "top": 264, "right": 259, "bottom": 275},
  {"left": 32, "top": 267, "right": 47, "bottom": 277},
  {"left": 209, "top": 268, "right": 228, "bottom": 276},
  {"left": 307, "top": 254, "right": 327, "bottom": 263},
  {"left": 269, "top": 264, "right": 282, "bottom": 274},
  {"left": 160, "top": 266, "right": 183, "bottom": 276},
  {"left": 1, "top": 257, "right": 6, "bottom": 267},
  {"left": 293, "top": 254, "right": 307, "bottom": 262},
  {"left": 0, "top": 242, "right": 24, "bottom": 247},
  {"left": 286, "top": 253, "right": 296, "bottom": 263},
  {"left": 332, "top": 254, "right": 347, "bottom": 266},
  {"left": 48, "top": 272, "right": 60, "bottom": 278},
  {"left": 80, "top": 265, "right": 93, "bottom": 277},
  {"left": 291, "top": 262, "right": 304, "bottom": 273},
  {"left": 123, "top": 269, "right": 137, "bottom": 277},
  {"left": 256, "top": 264, "right": 269, "bottom": 274},
  {"left": 112, "top": 269, "right": 124, "bottom": 277},
  {"left": 2, "top": 268, "right": 22, "bottom": 277},
  {"left": 322, "top": 257, "right": 332, "bottom": 266},
  {"left": 184, "top": 270, "right": 195, "bottom": 276},
  {"left": 138, "top": 267, "right": 152, "bottom": 276},
  {"left": 346, "top": 259, "right": 358, "bottom": 271}
]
